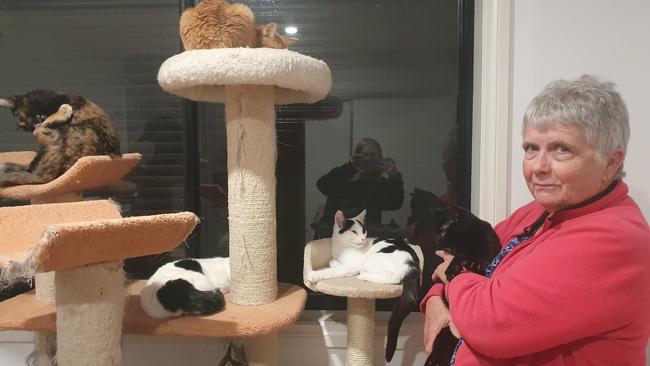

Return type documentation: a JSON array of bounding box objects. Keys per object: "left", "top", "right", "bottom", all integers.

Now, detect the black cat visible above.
[{"left": 385, "top": 188, "right": 501, "bottom": 365}]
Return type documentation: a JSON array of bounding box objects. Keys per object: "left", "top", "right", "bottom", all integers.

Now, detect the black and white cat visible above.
[
  {"left": 140, "top": 257, "right": 231, "bottom": 319},
  {"left": 305, "top": 209, "right": 421, "bottom": 362}
]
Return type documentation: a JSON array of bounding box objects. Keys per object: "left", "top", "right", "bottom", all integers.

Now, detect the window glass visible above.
[
  {"left": 0, "top": 1, "right": 471, "bottom": 309},
  {"left": 193, "top": 0, "right": 469, "bottom": 308},
  {"left": 0, "top": 0, "right": 184, "bottom": 277}
]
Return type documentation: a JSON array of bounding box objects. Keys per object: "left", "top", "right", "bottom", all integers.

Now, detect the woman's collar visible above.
[{"left": 524, "top": 180, "right": 626, "bottom": 234}]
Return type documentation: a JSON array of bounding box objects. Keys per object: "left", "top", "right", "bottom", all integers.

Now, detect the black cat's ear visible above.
[{"left": 0, "top": 96, "right": 15, "bottom": 109}]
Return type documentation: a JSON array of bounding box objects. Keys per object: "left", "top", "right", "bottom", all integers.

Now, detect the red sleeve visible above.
[
  {"left": 419, "top": 283, "right": 445, "bottom": 313},
  {"left": 445, "top": 219, "right": 650, "bottom": 359}
]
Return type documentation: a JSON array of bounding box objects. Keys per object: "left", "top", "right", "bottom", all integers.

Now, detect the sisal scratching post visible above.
[
  {"left": 347, "top": 298, "right": 375, "bottom": 366},
  {"left": 55, "top": 262, "right": 124, "bottom": 366},
  {"left": 225, "top": 85, "right": 278, "bottom": 304},
  {"left": 304, "top": 238, "right": 424, "bottom": 365}
]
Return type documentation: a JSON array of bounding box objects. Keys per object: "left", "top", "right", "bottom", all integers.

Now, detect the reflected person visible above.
[{"left": 313, "top": 137, "right": 404, "bottom": 239}]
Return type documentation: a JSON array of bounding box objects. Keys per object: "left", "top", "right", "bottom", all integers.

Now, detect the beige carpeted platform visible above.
[
  {"left": 0, "top": 151, "right": 37, "bottom": 166},
  {"left": 0, "top": 281, "right": 307, "bottom": 338},
  {"left": 0, "top": 200, "right": 121, "bottom": 267},
  {"left": 303, "top": 238, "right": 423, "bottom": 299},
  {"left": 0, "top": 152, "right": 142, "bottom": 200},
  {"left": 0, "top": 200, "right": 197, "bottom": 273},
  {"left": 158, "top": 48, "right": 332, "bottom": 105}
]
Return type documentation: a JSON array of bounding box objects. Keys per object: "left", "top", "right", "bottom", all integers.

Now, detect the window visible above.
[
  {"left": 0, "top": 0, "right": 184, "bottom": 277},
  {"left": 0, "top": 0, "right": 473, "bottom": 309},
  {"left": 189, "top": 0, "right": 474, "bottom": 309}
]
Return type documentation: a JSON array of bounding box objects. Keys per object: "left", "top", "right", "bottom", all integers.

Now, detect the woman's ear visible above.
[{"left": 603, "top": 149, "right": 625, "bottom": 183}]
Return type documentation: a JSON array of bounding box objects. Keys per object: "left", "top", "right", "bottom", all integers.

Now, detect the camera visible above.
[{"left": 360, "top": 158, "right": 384, "bottom": 172}]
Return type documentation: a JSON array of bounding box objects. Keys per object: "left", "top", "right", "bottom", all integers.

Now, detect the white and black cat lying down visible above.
[
  {"left": 140, "top": 257, "right": 230, "bottom": 318},
  {"left": 305, "top": 209, "right": 422, "bottom": 364}
]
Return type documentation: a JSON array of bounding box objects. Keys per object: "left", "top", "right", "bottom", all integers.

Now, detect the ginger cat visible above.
[{"left": 179, "top": 0, "right": 296, "bottom": 50}]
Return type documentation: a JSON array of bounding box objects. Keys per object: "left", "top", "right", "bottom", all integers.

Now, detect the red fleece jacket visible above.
[{"left": 421, "top": 181, "right": 650, "bottom": 365}]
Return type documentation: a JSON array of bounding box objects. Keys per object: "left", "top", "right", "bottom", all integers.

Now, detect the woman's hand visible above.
[
  {"left": 423, "top": 296, "right": 460, "bottom": 353},
  {"left": 432, "top": 250, "right": 455, "bottom": 284}
]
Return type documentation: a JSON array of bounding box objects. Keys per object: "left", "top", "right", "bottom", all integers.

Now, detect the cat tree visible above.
[
  {"left": 0, "top": 199, "right": 199, "bottom": 366},
  {"left": 0, "top": 151, "right": 141, "bottom": 364},
  {"left": 304, "top": 238, "right": 424, "bottom": 366},
  {"left": 0, "top": 149, "right": 308, "bottom": 366},
  {"left": 0, "top": 152, "right": 142, "bottom": 300},
  {"left": 158, "top": 47, "right": 331, "bottom": 365}
]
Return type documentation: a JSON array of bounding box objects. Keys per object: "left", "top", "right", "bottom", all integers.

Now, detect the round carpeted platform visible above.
[{"left": 157, "top": 48, "right": 332, "bottom": 105}]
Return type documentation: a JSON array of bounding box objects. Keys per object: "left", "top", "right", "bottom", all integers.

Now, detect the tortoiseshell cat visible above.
[
  {"left": 404, "top": 188, "right": 501, "bottom": 366},
  {"left": 0, "top": 89, "right": 120, "bottom": 186},
  {"left": 180, "top": 0, "right": 297, "bottom": 50}
]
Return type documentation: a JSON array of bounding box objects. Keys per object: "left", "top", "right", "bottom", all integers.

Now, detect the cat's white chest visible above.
[{"left": 334, "top": 246, "right": 366, "bottom": 268}]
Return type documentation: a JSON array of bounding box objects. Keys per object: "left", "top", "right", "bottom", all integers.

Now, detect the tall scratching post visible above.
[
  {"left": 225, "top": 85, "right": 278, "bottom": 304},
  {"left": 158, "top": 48, "right": 331, "bottom": 364}
]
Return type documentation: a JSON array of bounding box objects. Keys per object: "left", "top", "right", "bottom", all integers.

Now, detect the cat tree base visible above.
[{"left": 0, "top": 281, "right": 306, "bottom": 337}]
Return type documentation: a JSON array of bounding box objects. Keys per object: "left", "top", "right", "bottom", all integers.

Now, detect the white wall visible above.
[{"left": 509, "top": 0, "right": 650, "bottom": 217}]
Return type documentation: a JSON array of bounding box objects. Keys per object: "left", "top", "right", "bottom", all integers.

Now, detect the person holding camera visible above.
[{"left": 312, "top": 137, "right": 404, "bottom": 239}]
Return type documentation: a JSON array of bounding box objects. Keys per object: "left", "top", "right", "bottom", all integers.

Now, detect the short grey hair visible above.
[{"left": 523, "top": 75, "right": 630, "bottom": 169}]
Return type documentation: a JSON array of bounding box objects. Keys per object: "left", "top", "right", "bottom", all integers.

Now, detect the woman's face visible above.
[
  {"left": 522, "top": 123, "right": 623, "bottom": 212},
  {"left": 359, "top": 144, "right": 380, "bottom": 160}
]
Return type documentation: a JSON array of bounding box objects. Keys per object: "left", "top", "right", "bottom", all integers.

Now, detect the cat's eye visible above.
[
  {"left": 36, "top": 114, "right": 46, "bottom": 122},
  {"left": 352, "top": 230, "right": 358, "bottom": 234}
]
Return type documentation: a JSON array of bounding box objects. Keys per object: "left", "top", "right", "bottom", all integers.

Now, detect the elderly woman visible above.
[{"left": 421, "top": 75, "right": 650, "bottom": 365}]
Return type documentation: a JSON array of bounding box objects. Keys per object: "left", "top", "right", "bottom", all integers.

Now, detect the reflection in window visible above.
[
  {"left": 0, "top": 0, "right": 472, "bottom": 309},
  {"left": 0, "top": 1, "right": 184, "bottom": 277},
  {"left": 194, "top": 0, "right": 472, "bottom": 309}
]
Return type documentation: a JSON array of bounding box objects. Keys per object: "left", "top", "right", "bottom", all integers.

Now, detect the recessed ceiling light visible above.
[{"left": 285, "top": 26, "right": 298, "bottom": 35}]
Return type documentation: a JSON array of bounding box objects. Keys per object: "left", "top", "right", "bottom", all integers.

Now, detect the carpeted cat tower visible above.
[
  {"left": 158, "top": 48, "right": 331, "bottom": 365},
  {"left": 0, "top": 200, "right": 199, "bottom": 366},
  {"left": 304, "top": 238, "right": 424, "bottom": 366},
  {"left": 0, "top": 150, "right": 142, "bottom": 365}
]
